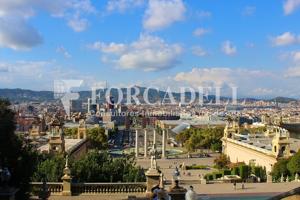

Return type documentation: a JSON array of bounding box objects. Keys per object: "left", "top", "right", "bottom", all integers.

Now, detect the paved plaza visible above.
[
  {"left": 137, "top": 153, "right": 219, "bottom": 180},
  {"left": 48, "top": 182, "right": 300, "bottom": 200}
]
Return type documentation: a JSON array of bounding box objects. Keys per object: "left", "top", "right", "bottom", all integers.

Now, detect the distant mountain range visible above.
[{"left": 0, "top": 88, "right": 298, "bottom": 104}]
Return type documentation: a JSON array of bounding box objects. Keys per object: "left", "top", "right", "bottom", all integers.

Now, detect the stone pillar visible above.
[
  {"left": 61, "top": 156, "right": 72, "bottom": 196},
  {"left": 168, "top": 180, "right": 187, "bottom": 200},
  {"left": 162, "top": 129, "right": 166, "bottom": 159},
  {"left": 145, "top": 168, "right": 161, "bottom": 197},
  {"left": 135, "top": 129, "right": 139, "bottom": 158},
  {"left": 144, "top": 129, "right": 148, "bottom": 158},
  {"left": 153, "top": 129, "right": 156, "bottom": 145}
]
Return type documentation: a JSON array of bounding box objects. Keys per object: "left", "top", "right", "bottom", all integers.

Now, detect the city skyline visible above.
[{"left": 1, "top": 0, "right": 300, "bottom": 98}]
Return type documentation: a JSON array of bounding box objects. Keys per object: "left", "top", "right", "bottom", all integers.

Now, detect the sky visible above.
[{"left": 1, "top": 0, "right": 300, "bottom": 98}]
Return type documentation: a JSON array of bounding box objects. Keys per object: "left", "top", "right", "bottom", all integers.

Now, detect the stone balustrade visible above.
[
  {"left": 30, "top": 182, "right": 63, "bottom": 196},
  {"left": 72, "top": 182, "right": 147, "bottom": 194},
  {"left": 30, "top": 182, "right": 146, "bottom": 196}
]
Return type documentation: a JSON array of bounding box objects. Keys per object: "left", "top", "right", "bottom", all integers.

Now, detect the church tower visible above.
[
  {"left": 49, "top": 117, "right": 65, "bottom": 154},
  {"left": 77, "top": 119, "right": 87, "bottom": 139},
  {"left": 272, "top": 127, "right": 291, "bottom": 158}
]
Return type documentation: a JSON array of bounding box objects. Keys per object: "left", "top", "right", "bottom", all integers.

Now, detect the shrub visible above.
[
  {"left": 186, "top": 165, "right": 209, "bottom": 170},
  {"left": 231, "top": 166, "right": 240, "bottom": 175},
  {"left": 213, "top": 172, "right": 223, "bottom": 179},
  {"left": 239, "top": 165, "right": 250, "bottom": 180},
  {"left": 222, "top": 169, "right": 231, "bottom": 176},
  {"left": 204, "top": 174, "right": 214, "bottom": 181}
]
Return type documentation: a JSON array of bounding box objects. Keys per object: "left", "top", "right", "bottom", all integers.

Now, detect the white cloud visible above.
[
  {"left": 292, "top": 51, "right": 300, "bottom": 62},
  {"left": 0, "top": 60, "right": 97, "bottom": 90},
  {"left": 283, "top": 0, "right": 300, "bottom": 15},
  {"left": 0, "top": 17, "right": 42, "bottom": 50},
  {"left": 175, "top": 68, "right": 234, "bottom": 87},
  {"left": 221, "top": 40, "right": 237, "bottom": 55},
  {"left": 67, "top": 15, "right": 89, "bottom": 32},
  {"left": 191, "top": 46, "right": 207, "bottom": 57},
  {"left": 143, "top": 0, "right": 186, "bottom": 31},
  {"left": 193, "top": 28, "right": 210, "bottom": 37},
  {"left": 0, "top": 0, "right": 96, "bottom": 50},
  {"left": 252, "top": 88, "right": 274, "bottom": 95},
  {"left": 90, "top": 34, "right": 183, "bottom": 71},
  {"left": 271, "top": 32, "right": 299, "bottom": 46},
  {"left": 285, "top": 66, "right": 300, "bottom": 77},
  {"left": 89, "top": 41, "right": 127, "bottom": 54},
  {"left": 106, "top": 0, "right": 145, "bottom": 12},
  {"left": 56, "top": 46, "right": 71, "bottom": 58},
  {"left": 173, "top": 67, "right": 289, "bottom": 97}
]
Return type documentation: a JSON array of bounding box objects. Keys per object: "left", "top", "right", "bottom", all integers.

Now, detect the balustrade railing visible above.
[
  {"left": 72, "top": 182, "right": 147, "bottom": 194},
  {"left": 30, "top": 182, "right": 146, "bottom": 196},
  {"left": 30, "top": 182, "right": 63, "bottom": 196}
]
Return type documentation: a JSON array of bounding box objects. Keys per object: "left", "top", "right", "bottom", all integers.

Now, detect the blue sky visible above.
[{"left": 1, "top": 0, "right": 300, "bottom": 98}]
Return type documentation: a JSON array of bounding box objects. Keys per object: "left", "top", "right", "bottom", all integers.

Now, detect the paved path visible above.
[
  {"left": 47, "top": 182, "right": 300, "bottom": 200},
  {"left": 137, "top": 154, "right": 219, "bottom": 181}
]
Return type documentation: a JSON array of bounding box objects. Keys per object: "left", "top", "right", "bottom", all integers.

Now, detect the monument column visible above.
[
  {"left": 153, "top": 129, "right": 156, "bottom": 145},
  {"left": 162, "top": 129, "right": 166, "bottom": 158},
  {"left": 144, "top": 129, "right": 148, "bottom": 158},
  {"left": 62, "top": 156, "right": 72, "bottom": 196},
  {"left": 135, "top": 129, "right": 139, "bottom": 158}
]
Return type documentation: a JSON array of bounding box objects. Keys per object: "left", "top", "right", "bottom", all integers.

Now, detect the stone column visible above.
[
  {"left": 145, "top": 169, "right": 161, "bottom": 197},
  {"left": 135, "top": 129, "right": 139, "bottom": 158},
  {"left": 162, "top": 129, "right": 166, "bottom": 159},
  {"left": 153, "top": 129, "right": 156, "bottom": 145},
  {"left": 144, "top": 129, "right": 148, "bottom": 158},
  {"left": 62, "top": 156, "right": 72, "bottom": 196}
]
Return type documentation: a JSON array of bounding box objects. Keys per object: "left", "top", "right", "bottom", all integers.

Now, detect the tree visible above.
[
  {"left": 182, "top": 127, "right": 224, "bottom": 152},
  {"left": 32, "top": 155, "right": 65, "bottom": 182},
  {"left": 272, "top": 159, "right": 290, "bottom": 181},
  {"left": 214, "top": 154, "right": 230, "bottom": 169},
  {"left": 175, "top": 130, "right": 192, "bottom": 145},
  {"left": 71, "top": 151, "right": 145, "bottom": 182},
  {"left": 64, "top": 127, "right": 78, "bottom": 138},
  {"left": 287, "top": 151, "right": 300, "bottom": 176},
  {"left": 0, "top": 99, "right": 38, "bottom": 199},
  {"left": 87, "top": 127, "right": 108, "bottom": 149},
  {"left": 239, "top": 165, "right": 250, "bottom": 180}
]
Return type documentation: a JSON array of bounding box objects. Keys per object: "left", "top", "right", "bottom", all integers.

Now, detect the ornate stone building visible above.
[{"left": 222, "top": 120, "right": 291, "bottom": 172}]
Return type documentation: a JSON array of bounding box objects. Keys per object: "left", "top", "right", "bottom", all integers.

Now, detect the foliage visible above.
[
  {"left": 87, "top": 127, "right": 108, "bottom": 149},
  {"left": 0, "top": 99, "right": 38, "bottom": 199},
  {"left": 64, "top": 127, "right": 78, "bottom": 138},
  {"left": 240, "top": 126, "right": 267, "bottom": 135},
  {"left": 271, "top": 151, "right": 300, "bottom": 181},
  {"left": 71, "top": 151, "right": 145, "bottom": 182},
  {"left": 204, "top": 174, "right": 214, "bottom": 181},
  {"left": 177, "top": 127, "right": 224, "bottom": 152},
  {"left": 239, "top": 165, "right": 250, "bottom": 180},
  {"left": 252, "top": 166, "right": 267, "bottom": 181},
  {"left": 32, "top": 155, "right": 65, "bottom": 182},
  {"left": 231, "top": 166, "right": 239, "bottom": 175},
  {"left": 185, "top": 165, "right": 209, "bottom": 170},
  {"left": 205, "top": 164, "right": 266, "bottom": 182},
  {"left": 214, "top": 154, "right": 230, "bottom": 169},
  {"left": 33, "top": 151, "right": 145, "bottom": 183},
  {"left": 213, "top": 172, "right": 222, "bottom": 180},
  {"left": 222, "top": 169, "right": 232, "bottom": 176},
  {"left": 287, "top": 151, "right": 300, "bottom": 175},
  {"left": 175, "top": 130, "right": 192, "bottom": 145}
]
